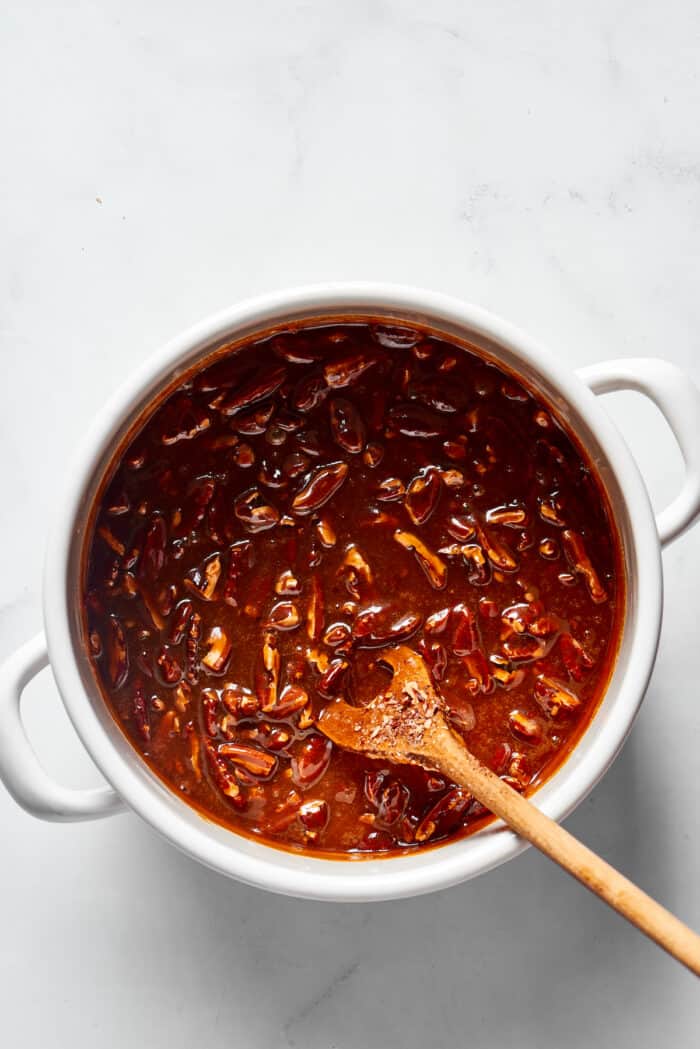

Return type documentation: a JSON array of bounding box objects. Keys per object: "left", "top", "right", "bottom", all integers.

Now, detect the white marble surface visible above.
[{"left": 2, "top": 1, "right": 699, "bottom": 1044}]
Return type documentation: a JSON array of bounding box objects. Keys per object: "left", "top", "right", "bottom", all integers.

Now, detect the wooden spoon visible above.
[{"left": 318, "top": 645, "right": 700, "bottom": 977}]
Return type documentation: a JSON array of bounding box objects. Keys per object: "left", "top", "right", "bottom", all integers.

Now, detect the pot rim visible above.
[{"left": 43, "top": 282, "right": 662, "bottom": 901}]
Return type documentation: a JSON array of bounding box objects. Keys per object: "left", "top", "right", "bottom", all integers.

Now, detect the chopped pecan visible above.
[
  {"left": 534, "top": 674, "right": 581, "bottom": 716},
  {"left": 508, "top": 710, "right": 542, "bottom": 743},
  {"left": 212, "top": 363, "right": 286, "bottom": 415},
  {"left": 258, "top": 631, "right": 280, "bottom": 710},
  {"left": 185, "top": 611, "right": 201, "bottom": 684},
  {"left": 329, "top": 398, "right": 366, "bottom": 453},
  {"left": 486, "top": 504, "right": 528, "bottom": 527},
  {"left": 204, "top": 740, "right": 245, "bottom": 806},
  {"left": 291, "top": 734, "right": 332, "bottom": 788},
  {"left": 202, "top": 626, "right": 232, "bottom": 673},
  {"left": 222, "top": 539, "right": 255, "bottom": 606},
  {"left": 234, "top": 488, "right": 280, "bottom": 533},
  {"left": 414, "top": 789, "right": 472, "bottom": 842},
  {"left": 405, "top": 467, "right": 441, "bottom": 526},
  {"left": 106, "top": 616, "right": 129, "bottom": 689},
  {"left": 275, "top": 569, "right": 301, "bottom": 596},
  {"left": 393, "top": 530, "right": 447, "bottom": 589},
  {"left": 269, "top": 684, "right": 309, "bottom": 719},
  {"left": 218, "top": 742, "right": 278, "bottom": 779},
  {"left": 323, "top": 351, "right": 377, "bottom": 389},
  {"left": 306, "top": 575, "right": 325, "bottom": 642},
  {"left": 292, "top": 462, "right": 349, "bottom": 514},
  {"left": 184, "top": 553, "right": 222, "bottom": 601},
  {"left": 315, "top": 516, "right": 337, "bottom": 548},
  {"left": 266, "top": 601, "right": 301, "bottom": 630},
  {"left": 353, "top": 606, "right": 422, "bottom": 647},
  {"left": 562, "top": 529, "right": 607, "bottom": 603},
  {"left": 139, "top": 514, "right": 167, "bottom": 581},
  {"left": 98, "top": 526, "right": 125, "bottom": 557}
]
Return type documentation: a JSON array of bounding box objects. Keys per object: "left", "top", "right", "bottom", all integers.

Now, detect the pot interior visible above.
[{"left": 56, "top": 293, "right": 652, "bottom": 898}]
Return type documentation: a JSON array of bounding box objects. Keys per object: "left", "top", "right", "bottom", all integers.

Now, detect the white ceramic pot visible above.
[{"left": 1, "top": 284, "right": 699, "bottom": 901}]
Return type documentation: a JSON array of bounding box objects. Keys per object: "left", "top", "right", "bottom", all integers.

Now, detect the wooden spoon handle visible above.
[{"left": 437, "top": 732, "right": 700, "bottom": 977}]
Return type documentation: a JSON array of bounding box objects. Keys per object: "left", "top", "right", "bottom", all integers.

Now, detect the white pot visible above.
[{"left": 1, "top": 284, "right": 699, "bottom": 901}]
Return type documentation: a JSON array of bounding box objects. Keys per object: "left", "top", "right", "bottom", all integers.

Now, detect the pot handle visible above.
[
  {"left": 0, "top": 633, "right": 124, "bottom": 821},
  {"left": 578, "top": 358, "right": 700, "bottom": 547}
]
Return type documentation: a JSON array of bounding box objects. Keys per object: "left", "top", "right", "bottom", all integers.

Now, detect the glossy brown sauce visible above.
[{"left": 82, "top": 320, "right": 623, "bottom": 856}]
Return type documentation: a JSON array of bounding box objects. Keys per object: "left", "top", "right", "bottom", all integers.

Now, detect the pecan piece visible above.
[
  {"left": 98, "top": 526, "right": 125, "bottom": 557},
  {"left": 106, "top": 615, "right": 129, "bottom": 689},
  {"left": 204, "top": 740, "right": 245, "bottom": 806},
  {"left": 156, "top": 645, "right": 183, "bottom": 685},
  {"left": 201, "top": 687, "right": 220, "bottom": 736},
  {"left": 340, "top": 544, "right": 373, "bottom": 597},
  {"left": 218, "top": 742, "right": 278, "bottom": 780},
  {"left": 269, "top": 683, "right": 309, "bottom": 719},
  {"left": 298, "top": 799, "right": 330, "bottom": 833},
  {"left": 233, "top": 401, "right": 275, "bottom": 435},
  {"left": 371, "top": 323, "right": 422, "bottom": 349},
  {"left": 486, "top": 504, "right": 529, "bottom": 527},
  {"left": 177, "top": 476, "right": 216, "bottom": 535},
  {"left": 317, "top": 658, "right": 350, "bottom": 698},
  {"left": 375, "top": 780, "right": 410, "bottom": 827},
  {"left": 460, "top": 544, "right": 491, "bottom": 585},
  {"left": 539, "top": 537, "right": 560, "bottom": 559},
  {"left": 414, "top": 788, "right": 472, "bottom": 842},
  {"left": 446, "top": 515, "right": 476, "bottom": 542},
  {"left": 329, "top": 398, "right": 365, "bottom": 453},
  {"left": 306, "top": 575, "right": 325, "bottom": 641},
  {"left": 534, "top": 674, "right": 581, "bottom": 717},
  {"left": 271, "top": 333, "right": 323, "bottom": 364},
  {"left": 425, "top": 608, "right": 450, "bottom": 635},
  {"left": 559, "top": 633, "right": 595, "bottom": 681},
  {"left": 266, "top": 600, "right": 301, "bottom": 631},
  {"left": 323, "top": 622, "right": 352, "bottom": 648},
  {"left": 474, "top": 522, "right": 518, "bottom": 572},
  {"left": 184, "top": 553, "right": 222, "bottom": 601},
  {"left": 562, "top": 529, "right": 607, "bottom": 603},
  {"left": 291, "top": 734, "right": 332, "bottom": 789},
  {"left": 315, "top": 516, "right": 337, "bottom": 548},
  {"left": 212, "top": 363, "right": 287, "bottom": 415},
  {"left": 353, "top": 606, "right": 422, "bottom": 647},
  {"left": 448, "top": 702, "right": 476, "bottom": 734},
  {"left": 202, "top": 626, "right": 233, "bottom": 673},
  {"left": 462, "top": 650, "right": 494, "bottom": 694},
  {"left": 160, "top": 395, "right": 211, "bottom": 445},
  {"left": 405, "top": 467, "right": 441, "bottom": 525},
  {"left": 417, "top": 639, "right": 448, "bottom": 681},
  {"left": 362, "top": 442, "right": 384, "bottom": 468},
  {"left": 185, "top": 611, "right": 202, "bottom": 684},
  {"left": 539, "top": 495, "right": 567, "bottom": 527},
  {"left": 292, "top": 462, "right": 349, "bottom": 514},
  {"left": 139, "top": 514, "right": 167, "bottom": 581},
  {"left": 291, "top": 370, "right": 330, "bottom": 413},
  {"left": 132, "top": 684, "right": 150, "bottom": 741},
  {"left": 323, "top": 351, "right": 377, "bottom": 389},
  {"left": 386, "top": 403, "right": 447, "bottom": 438},
  {"left": 508, "top": 710, "right": 542, "bottom": 743},
  {"left": 234, "top": 488, "right": 280, "bottom": 533},
  {"left": 222, "top": 539, "right": 254, "bottom": 606},
  {"left": 275, "top": 569, "right": 301, "bottom": 596},
  {"left": 451, "top": 603, "right": 478, "bottom": 655},
  {"left": 376, "top": 477, "right": 405, "bottom": 502},
  {"left": 221, "top": 683, "right": 259, "bottom": 720},
  {"left": 393, "top": 530, "right": 447, "bottom": 589},
  {"left": 258, "top": 631, "right": 280, "bottom": 710}
]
